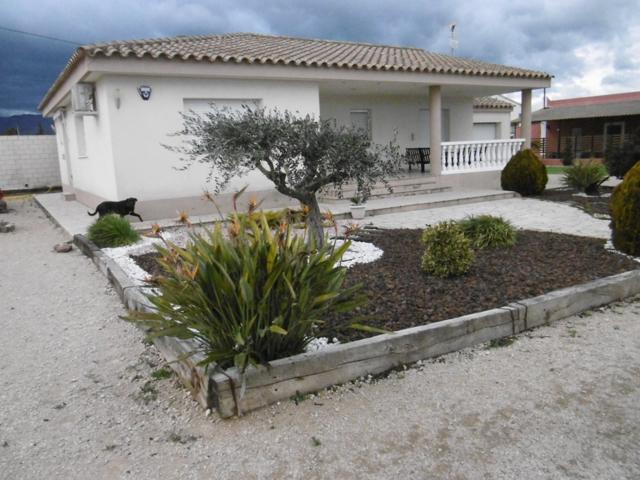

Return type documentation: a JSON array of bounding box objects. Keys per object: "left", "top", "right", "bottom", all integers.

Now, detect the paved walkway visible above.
[{"left": 2, "top": 199, "right": 640, "bottom": 479}]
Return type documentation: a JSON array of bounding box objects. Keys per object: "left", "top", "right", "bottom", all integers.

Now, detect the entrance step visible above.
[{"left": 319, "top": 176, "right": 450, "bottom": 200}]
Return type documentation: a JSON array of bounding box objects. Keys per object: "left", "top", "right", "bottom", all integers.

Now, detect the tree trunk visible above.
[{"left": 305, "top": 195, "right": 325, "bottom": 247}]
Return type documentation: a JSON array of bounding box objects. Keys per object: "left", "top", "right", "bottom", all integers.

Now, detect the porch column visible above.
[
  {"left": 521, "top": 88, "right": 532, "bottom": 148},
  {"left": 429, "top": 85, "right": 442, "bottom": 175}
]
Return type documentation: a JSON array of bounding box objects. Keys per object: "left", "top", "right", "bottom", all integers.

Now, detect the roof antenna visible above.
[{"left": 449, "top": 23, "right": 458, "bottom": 56}]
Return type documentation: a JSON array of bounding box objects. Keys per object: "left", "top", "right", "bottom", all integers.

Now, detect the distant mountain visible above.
[{"left": 0, "top": 114, "right": 54, "bottom": 135}]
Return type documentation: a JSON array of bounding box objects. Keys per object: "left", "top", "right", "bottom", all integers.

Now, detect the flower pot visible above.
[{"left": 350, "top": 205, "right": 366, "bottom": 219}]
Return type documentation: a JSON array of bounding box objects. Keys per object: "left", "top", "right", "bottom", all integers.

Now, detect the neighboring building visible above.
[
  {"left": 472, "top": 96, "right": 514, "bottom": 140},
  {"left": 39, "top": 33, "right": 550, "bottom": 219},
  {"left": 531, "top": 91, "right": 640, "bottom": 159}
]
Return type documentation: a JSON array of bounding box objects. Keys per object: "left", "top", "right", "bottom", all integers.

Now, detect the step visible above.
[
  {"left": 331, "top": 191, "right": 519, "bottom": 219},
  {"left": 320, "top": 178, "right": 442, "bottom": 200}
]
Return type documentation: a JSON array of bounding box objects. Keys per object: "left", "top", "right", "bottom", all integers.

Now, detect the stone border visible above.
[{"left": 73, "top": 233, "right": 640, "bottom": 418}]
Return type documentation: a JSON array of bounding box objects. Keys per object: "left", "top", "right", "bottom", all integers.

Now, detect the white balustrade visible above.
[{"left": 440, "top": 139, "right": 526, "bottom": 174}]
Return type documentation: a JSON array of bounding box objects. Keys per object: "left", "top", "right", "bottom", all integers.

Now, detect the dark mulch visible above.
[
  {"left": 131, "top": 229, "right": 638, "bottom": 342},
  {"left": 322, "top": 228, "right": 637, "bottom": 341},
  {"left": 540, "top": 186, "right": 614, "bottom": 216},
  {"left": 134, "top": 252, "right": 164, "bottom": 278}
]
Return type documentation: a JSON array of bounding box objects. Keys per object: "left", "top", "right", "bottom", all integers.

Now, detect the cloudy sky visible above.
[{"left": 1, "top": 0, "right": 638, "bottom": 116}]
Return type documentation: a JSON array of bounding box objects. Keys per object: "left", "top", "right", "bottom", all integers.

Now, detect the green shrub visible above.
[
  {"left": 458, "top": 215, "right": 517, "bottom": 249},
  {"left": 501, "top": 148, "right": 548, "bottom": 196},
  {"left": 562, "top": 143, "right": 574, "bottom": 166},
  {"left": 605, "top": 128, "right": 640, "bottom": 178},
  {"left": 421, "top": 221, "right": 474, "bottom": 277},
  {"left": 229, "top": 209, "right": 285, "bottom": 228},
  {"left": 132, "top": 213, "right": 363, "bottom": 371},
  {"left": 87, "top": 214, "right": 140, "bottom": 248},
  {"left": 610, "top": 162, "right": 640, "bottom": 256},
  {"left": 561, "top": 160, "right": 609, "bottom": 192}
]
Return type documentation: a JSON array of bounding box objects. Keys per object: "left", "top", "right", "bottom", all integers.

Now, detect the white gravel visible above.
[
  {"left": 363, "top": 197, "right": 611, "bottom": 239},
  {"left": 2, "top": 199, "right": 640, "bottom": 480}
]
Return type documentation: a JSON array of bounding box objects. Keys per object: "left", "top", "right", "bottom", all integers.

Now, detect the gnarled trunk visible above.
[{"left": 305, "top": 195, "right": 325, "bottom": 247}]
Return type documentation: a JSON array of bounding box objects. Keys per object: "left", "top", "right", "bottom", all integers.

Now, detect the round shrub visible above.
[
  {"left": 458, "top": 215, "right": 517, "bottom": 249},
  {"left": 610, "top": 161, "right": 640, "bottom": 255},
  {"left": 421, "top": 221, "right": 474, "bottom": 277},
  {"left": 87, "top": 214, "right": 140, "bottom": 248},
  {"left": 501, "top": 148, "right": 548, "bottom": 196}
]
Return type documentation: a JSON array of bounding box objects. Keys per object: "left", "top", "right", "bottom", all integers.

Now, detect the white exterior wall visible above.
[
  {"left": 319, "top": 94, "right": 473, "bottom": 150},
  {"left": 100, "top": 75, "right": 320, "bottom": 201},
  {"left": 471, "top": 110, "right": 512, "bottom": 140},
  {"left": 55, "top": 80, "right": 120, "bottom": 200},
  {"left": 0, "top": 135, "right": 61, "bottom": 190}
]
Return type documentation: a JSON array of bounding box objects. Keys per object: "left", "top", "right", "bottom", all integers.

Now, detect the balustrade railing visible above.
[{"left": 441, "top": 139, "right": 526, "bottom": 174}]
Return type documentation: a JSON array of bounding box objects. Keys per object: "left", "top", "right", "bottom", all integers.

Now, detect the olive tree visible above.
[{"left": 169, "top": 106, "right": 401, "bottom": 245}]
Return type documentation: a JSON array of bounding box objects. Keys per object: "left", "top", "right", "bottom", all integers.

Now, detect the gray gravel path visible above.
[{"left": 1, "top": 199, "right": 639, "bottom": 480}]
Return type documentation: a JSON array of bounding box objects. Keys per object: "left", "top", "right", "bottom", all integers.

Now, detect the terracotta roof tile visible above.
[
  {"left": 40, "top": 33, "right": 550, "bottom": 111},
  {"left": 473, "top": 96, "right": 515, "bottom": 110}
]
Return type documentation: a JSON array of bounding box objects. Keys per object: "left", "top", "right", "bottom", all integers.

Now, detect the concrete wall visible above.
[
  {"left": 0, "top": 135, "right": 61, "bottom": 190},
  {"left": 320, "top": 94, "right": 474, "bottom": 150}
]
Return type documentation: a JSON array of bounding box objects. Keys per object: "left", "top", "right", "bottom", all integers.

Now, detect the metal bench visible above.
[{"left": 405, "top": 147, "right": 431, "bottom": 173}]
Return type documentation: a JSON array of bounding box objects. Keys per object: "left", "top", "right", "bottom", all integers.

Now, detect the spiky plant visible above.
[{"left": 87, "top": 214, "right": 140, "bottom": 248}]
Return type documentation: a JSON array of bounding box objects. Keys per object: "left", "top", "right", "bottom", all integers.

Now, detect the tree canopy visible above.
[{"left": 170, "top": 106, "right": 401, "bottom": 244}]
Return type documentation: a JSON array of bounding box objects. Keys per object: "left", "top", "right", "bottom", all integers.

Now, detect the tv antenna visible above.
[{"left": 449, "top": 23, "right": 458, "bottom": 55}]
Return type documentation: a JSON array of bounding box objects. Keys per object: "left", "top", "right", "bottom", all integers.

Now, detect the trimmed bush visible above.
[
  {"left": 501, "top": 148, "right": 548, "bottom": 196},
  {"left": 421, "top": 221, "right": 474, "bottom": 277},
  {"left": 610, "top": 161, "right": 640, "bottom": 256},
  {"left": 458, "top": 215, "right": 517, "bottom": 249},
  {"left": 132, "top": 213, "right": 363, "bottom": 371},
  {"left": 87, "top": 214, "right": 140, "bottom": 248},
  {"left": 561, "top": 160, "right": 609, "bottom": 192}
]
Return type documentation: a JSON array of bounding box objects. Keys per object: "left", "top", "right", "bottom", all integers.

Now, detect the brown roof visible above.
[
  {"left": 39, "top": 33, "right": 551, "bottom": 111},
  {"left": 473, "top": 96, "right": 515, "bottom": 110}
]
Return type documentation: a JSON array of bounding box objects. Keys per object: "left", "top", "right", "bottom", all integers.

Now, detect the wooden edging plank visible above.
[{"left": 71, "top": 234, "right": 640, "bottom": 419}]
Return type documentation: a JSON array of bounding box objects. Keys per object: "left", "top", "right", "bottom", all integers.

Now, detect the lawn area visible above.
[{"left": 546, "top": 166, "right": 570, "bottom": 174}]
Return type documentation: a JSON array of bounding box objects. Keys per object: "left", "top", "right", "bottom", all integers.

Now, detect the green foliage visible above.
[
  {"left": 458, "top": 215, "right": 517, "bottom": 249},
  {"left": 501, "top": 148, "right": 548, "bottom": 196},
  {"left": 562, "top": 142, "right": 574, "bottom": 166},
  {"left": 421, "top": 221, "right": 475, "bottom": 277},
  {"left": 561, "top": 160, "right": 609, "bottom": 192},
  {"left": 87, "top": 214, "right": 140, "bottom": 248},
  {"left": 169, "top": 106, "right": 401, "bottom": 245},
  {"left": 605, "top": 129, "right": 640, "bottom": 178},
  {"left": 610, "top": 162, "right": 640, "bottom": 256},
  {"left": 229, "top": 209, "right": 286, "bottom": 228},
  {"left": 131, "top": 212, "right": 364, "bottom": 371}
]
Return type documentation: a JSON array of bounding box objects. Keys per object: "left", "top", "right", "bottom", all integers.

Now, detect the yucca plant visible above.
[
  {"left": 87, "top": 214, "right": 140, "bottom": 248},
  {"left": 131, "top": 212, "right": 364, "bottom": 371},
  {"left": 562, "top": 160, "right": 608, "bottom": 192},
  {"left": 458, "top": 215, "right": 517, "bottom": 249}
]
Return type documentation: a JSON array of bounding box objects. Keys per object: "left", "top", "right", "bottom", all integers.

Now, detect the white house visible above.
[
  {"left": 39, "top": 33, "right": 551, "bottom": 219},
  {"left": 472, "top": 96, "right": 514, "bottom": 141}
]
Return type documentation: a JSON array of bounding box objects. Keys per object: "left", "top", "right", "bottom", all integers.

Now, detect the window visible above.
[
  {"left": 350, "top": 109, "right": 371, "bottom": 139},
  {"left": 74, "top": 115, "right": 87, "bottom": 158}
]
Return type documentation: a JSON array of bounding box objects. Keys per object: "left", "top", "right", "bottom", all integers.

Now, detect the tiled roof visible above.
[
  {"left": 532, "top": 100, "right": 640, "bottom": 121},
  {"left": 473, "top": 96, "right": 515, "bottom": 110},
  {"left": 39, "top": 33, "right": 551, "bottom": 110}
]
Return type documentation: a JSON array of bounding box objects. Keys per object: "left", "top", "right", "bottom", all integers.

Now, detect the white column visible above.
[
  {"left": 429, "top": 85, "right": 442, "bottom": 176},
  {"left": 521, "top": 89, "right": 532, "bottom": 149}
]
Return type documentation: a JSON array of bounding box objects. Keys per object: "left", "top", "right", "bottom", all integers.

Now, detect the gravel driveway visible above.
[{"left": 1, "top": 199, "right": 639, "bottom": 479}]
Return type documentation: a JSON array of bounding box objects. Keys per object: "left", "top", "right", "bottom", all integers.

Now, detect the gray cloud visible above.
[{"left": 1, "top": 0, "right": 638, "bottom": 115}]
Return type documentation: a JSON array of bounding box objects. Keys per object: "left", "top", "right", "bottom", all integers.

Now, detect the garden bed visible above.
[
  {"left": 540, "top": 186, "right": 614, "bottom": 217},
  {"left": 132, "top": 228, "right": 638, "bottom": 342}
]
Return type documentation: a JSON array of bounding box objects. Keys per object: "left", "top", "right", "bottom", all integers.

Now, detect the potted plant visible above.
[{"left": 349, "top": 195, "right": 367, "bottom": 219}]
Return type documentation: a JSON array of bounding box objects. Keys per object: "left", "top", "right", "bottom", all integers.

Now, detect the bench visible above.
[{"left": 405, "top": 147, "right": 431, "bottom": 173}]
